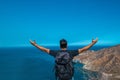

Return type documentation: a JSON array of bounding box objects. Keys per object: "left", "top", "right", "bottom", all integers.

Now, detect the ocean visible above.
[{"left": 0, "top": 46, "right": 111, "bottom": 80}]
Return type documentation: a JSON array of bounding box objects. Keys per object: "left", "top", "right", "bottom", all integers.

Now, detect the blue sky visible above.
[{"left": 0, "top": 0, "right": 120, "bottom": 47}]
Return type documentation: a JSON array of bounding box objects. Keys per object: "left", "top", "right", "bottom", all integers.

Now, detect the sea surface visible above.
[{"left": 0, "top": 46, "right": 111, "bottom": 80}]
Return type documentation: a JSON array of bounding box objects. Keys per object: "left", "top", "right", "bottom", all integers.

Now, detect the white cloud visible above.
[
  {"left": 38, "top": 40, "right": 115, "bottom": 46},
  {"left": 69, "top": 40, "right": 91, "bottom": 46},
  {"left": 39, "top": 43, "right": 58, "bottom": 46},
  {"left": 69, "top": 40, "right": 115, "bottom": 46},
  {"left": 97, "top": 40, "right": 115, "bottom": 45}
]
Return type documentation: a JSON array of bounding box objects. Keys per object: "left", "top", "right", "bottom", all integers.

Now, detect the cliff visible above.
[{"left": 74, "top": 45, "right": 120, "bottom": 80}]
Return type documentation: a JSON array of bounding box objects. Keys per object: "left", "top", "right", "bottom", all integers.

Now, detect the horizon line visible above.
[{"left": 0, "top": 44, "right": 118, "bottom": 48}]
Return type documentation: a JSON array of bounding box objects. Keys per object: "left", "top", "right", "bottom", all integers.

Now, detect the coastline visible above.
[{"left": 74, "top": 44, "right": 120, "bottom": 80}]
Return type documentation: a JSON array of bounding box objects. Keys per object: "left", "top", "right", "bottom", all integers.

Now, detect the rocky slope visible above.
[{"left": 74, "top": 45, "right": 120, "bottom": 80}]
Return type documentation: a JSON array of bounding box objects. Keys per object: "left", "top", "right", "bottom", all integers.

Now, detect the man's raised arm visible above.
[
  {"left": 30, "top": 40, "right": 50, "bottom": 53},
  {"left": 78, "top": 38, "right": 98, "bottom": 54}
]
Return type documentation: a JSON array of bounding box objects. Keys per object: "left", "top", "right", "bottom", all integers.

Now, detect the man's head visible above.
[{"left": 60, "top": 39, "right": 67, "bottom": 49}]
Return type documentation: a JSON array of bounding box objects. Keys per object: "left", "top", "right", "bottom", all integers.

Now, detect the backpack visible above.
[{"left": 55, "top": 51, "right": 74, "bottom": 80}]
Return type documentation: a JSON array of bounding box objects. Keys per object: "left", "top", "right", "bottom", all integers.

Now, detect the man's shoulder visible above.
[
  {"left": 67, "top": 50, "right": 78, "bottom": 53},
  {"left": 50, "top": 50, "right": 60, "bottom": 52},
  {"left": 50, "top": 50, "right": 78, "bottom": 53}
]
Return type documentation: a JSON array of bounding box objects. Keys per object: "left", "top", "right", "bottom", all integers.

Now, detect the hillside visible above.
[{"left": 74, "top": 45, "right": 120, "bottom": 80}]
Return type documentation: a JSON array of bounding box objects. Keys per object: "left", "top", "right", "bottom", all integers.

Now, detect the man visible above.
[{"left": 30, "top": 38, "right": 98, "bottom": 80}]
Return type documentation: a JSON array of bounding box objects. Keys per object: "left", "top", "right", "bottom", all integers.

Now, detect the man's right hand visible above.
[
  {"left": 29, "top": 40, "right": 50, "bottom": 53},
  {"left": 30, "top": 40, "right": 36, "bottom": 46}
]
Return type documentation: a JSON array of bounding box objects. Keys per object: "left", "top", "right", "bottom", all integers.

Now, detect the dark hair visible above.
[{"left": 60, "top": 39, "right": 67, "bottom": 48}]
